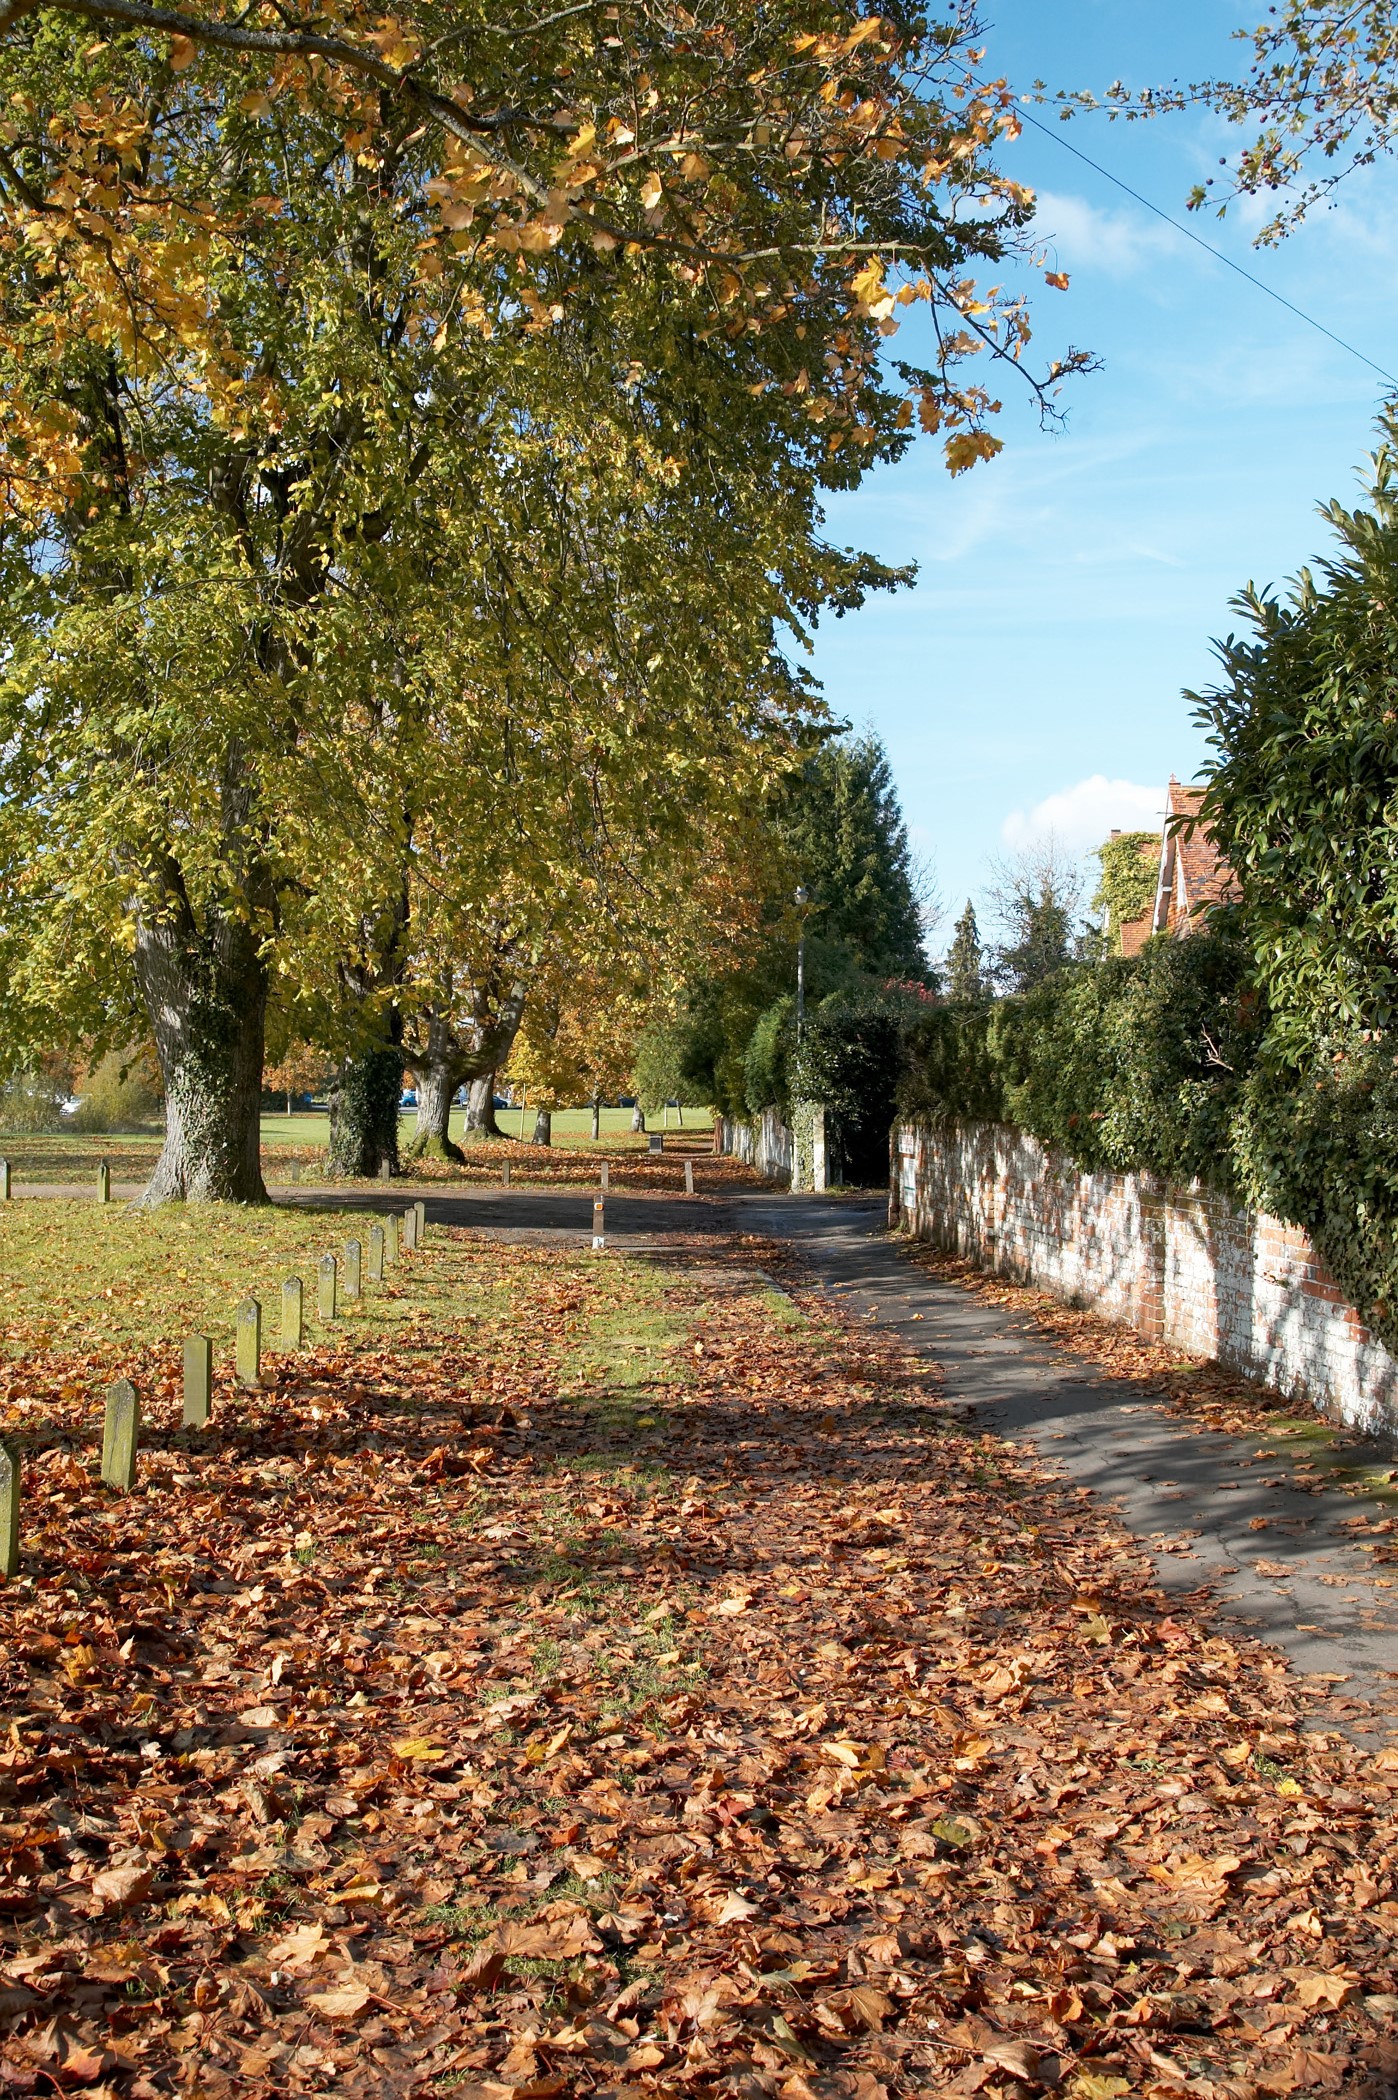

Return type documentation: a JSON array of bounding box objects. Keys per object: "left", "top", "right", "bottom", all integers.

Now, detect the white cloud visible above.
[
  {"left": 1033, "top": 189, "right": 1187, "bottom": 278},
  {"left": 1001, "top": 775, "right": 1164, "bottom": 854}
]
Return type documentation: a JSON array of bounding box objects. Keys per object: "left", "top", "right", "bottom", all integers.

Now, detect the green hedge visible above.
[
  {"left": 898, "top": 926, "right": 1398, "bottom": 1358},
  {"left": 900, "top": 927, "right": 1262, "bottom": 1193}
]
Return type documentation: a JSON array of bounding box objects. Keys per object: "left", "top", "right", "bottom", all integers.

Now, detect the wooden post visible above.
[
  {"left": 97, "top": 1159, "right": 110, "bottom": 1204},
  {"left": 414, "top": 1199, "right": 426, "bottom": 1244},
  {"left": 236, "top": 1300, "right": 261, "bottom": 1388},
  {"left": 402, "top": 1205, "right": 417, "bottom": 1252},
  {"left": 502, "top": 1161, "right": 511, "bottom": 1190},
  {"left": 684, "top": 1159, "right": 694, "bottom": 1196},
  {"left": 0, "top": 1158, "right": 9, "bottom": 1202},
  {"left": 318, "top": 1254, "right": 337, "bottom": 1322},
  {"left": 101, "top": 1379, "right": 139, "bottom": 1490},
  {"left": 384, "top": 1212, "right": 399, "bottom": 1265},
  {"left": 378, "top": 1159, "right": 392, "bottom": 1182},
  {"left": 0, "top": 1439, "right": 18, "bottom": 1578},
  {"left": 344, "top": 1237, "right": 362, "bottom": 1301},
  {"left": 600, "top": 1160, "right": 609, "bottom": 1194},
  {"left": 282, "top": 1276, "right": 304, "bottom": 1348},
  {"left": 592, "top": 1198, "right": 606, "bottom": 1251},
  {"left": 182, "top": 1336, "right": 212, "bottom": 1427},
  {"left": 289, "top": 1160, "right": 301, "bottom": 1185},
  {"left": 368, "top": 1223, "right": 385, "bottom": 1283}
]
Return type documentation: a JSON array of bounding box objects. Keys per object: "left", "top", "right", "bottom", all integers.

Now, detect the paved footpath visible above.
[{"left": 376, "top": 1181, "right": 1398, "bottom": 1742}]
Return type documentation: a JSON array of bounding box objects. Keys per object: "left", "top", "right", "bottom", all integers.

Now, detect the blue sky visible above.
[{"left": 809, "top": 0, "right": 1398, "bottom": 949}]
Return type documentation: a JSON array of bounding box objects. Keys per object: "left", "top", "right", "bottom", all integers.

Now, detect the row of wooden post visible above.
[
  {"left": 0, "top": 1200, "right": 428, "bottom": 1578},
  {"left": 0, "top": 1158, "right": 694, "bottom": 1203}
]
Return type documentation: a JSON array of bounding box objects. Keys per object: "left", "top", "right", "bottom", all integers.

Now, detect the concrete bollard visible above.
[
  {"left": 368, "top": 1223, "right": 385, "bottom": 1283},
  {"left": 282, "top": 1276, "right": 304, "bottom": 1348},
  {"left": 101, "top": 1380, "right": 139, "bottom": 1491},
  {"left": 0, "top": 1439, "right": 18, "bottom": 1577},
  {"left": 97, "top": 1159, "right": 111, "bottom": 1204},
  {"left": 183, "top": 1336, "right": 212, "bottom": 1427},
  {"left": 236, "top": 1300, "right": 262, "bottom": 1388},
  {"left": 592, "top": 1198, "right": 606, "bottom": 1251},
  {"left": 318, "top": 1254, "right": 338, "bottom": 1322}
]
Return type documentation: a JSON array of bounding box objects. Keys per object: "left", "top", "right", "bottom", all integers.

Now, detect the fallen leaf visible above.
[
  {"left": 89, "top": 1866, "right": 152, "bottom": 1913},
  {"left": 305, "top": 1982, "right": 372, "bottom": 2021}
]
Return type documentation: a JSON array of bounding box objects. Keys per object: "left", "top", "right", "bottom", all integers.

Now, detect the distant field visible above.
[{"left": 0, "top": 1103, "right": 716, "bottom": 1186}]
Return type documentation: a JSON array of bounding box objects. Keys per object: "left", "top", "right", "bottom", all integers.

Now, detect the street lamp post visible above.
[{"left": 794, "top": 885, "right": 809, "bottom": 1042}]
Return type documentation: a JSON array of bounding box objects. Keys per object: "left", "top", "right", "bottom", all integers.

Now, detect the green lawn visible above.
[
  {"left": 0, "top": 1103, "right": 715, "bottom": 1185},
  {"left": 0, "top": 1199, "right": 490, "bottom": 1368}
]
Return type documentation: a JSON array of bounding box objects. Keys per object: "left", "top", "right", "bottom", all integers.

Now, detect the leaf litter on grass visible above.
[{"left": 0, "top": 1228, "right": 1396, "bottom": 2099}]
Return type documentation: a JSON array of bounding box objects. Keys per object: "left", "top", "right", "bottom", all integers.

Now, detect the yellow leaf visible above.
[
  {"left": 393, "top": 1736, "right": 447, "bottom": 1761},
  {"left": 944, "top": 431, "right": 1004, "bottom": 476},
  {"left": 168, "top": 34, "right": 197, "bottom": 70},
  {"left": 1045, "top": 270, "right": 1070, "bottom": 289},
  {"left": 1275, "top": 1776, "right": 1304, "bottom": 1798},
  {"left": 639, "top": 171, "right": 663, "bottom": 211}
]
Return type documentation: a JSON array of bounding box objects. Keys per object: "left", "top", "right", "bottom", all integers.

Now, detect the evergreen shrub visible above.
[{"left": 897, "top": 924, "right": 1398, "bottom": 1354}]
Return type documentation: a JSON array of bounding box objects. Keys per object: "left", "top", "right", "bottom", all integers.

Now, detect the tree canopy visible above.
[{"left": 0, "top": 5, "right": 1085, "bottom": 1201}]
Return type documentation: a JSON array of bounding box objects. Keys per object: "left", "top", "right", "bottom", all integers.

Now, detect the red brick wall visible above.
[{"left": 889, "top": 1119, "right": 1398, "bottom": 1439}]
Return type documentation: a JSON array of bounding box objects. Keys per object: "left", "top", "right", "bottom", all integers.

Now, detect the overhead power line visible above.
[{"left": 1003, "top": 94, "right": 1398, "bottom": 394}]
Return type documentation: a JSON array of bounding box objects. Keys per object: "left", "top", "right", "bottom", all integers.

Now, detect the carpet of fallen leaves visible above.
[{"left": 3, "top": 1228, "right": 1398, "bottom": 2100}]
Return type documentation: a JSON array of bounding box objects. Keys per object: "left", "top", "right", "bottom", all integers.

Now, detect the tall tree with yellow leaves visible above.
[{"left": 0, "top": 3, "right": 1087, "bottom": 1202}]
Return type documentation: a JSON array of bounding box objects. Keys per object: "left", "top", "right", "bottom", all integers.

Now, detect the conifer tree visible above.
[{"left": 946, "top": 902, "right": 988, "bottom": 1003}]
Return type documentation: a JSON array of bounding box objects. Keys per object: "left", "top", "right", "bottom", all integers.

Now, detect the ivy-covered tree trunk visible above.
[
  {"left": 327, "top": 1046, "right": 403, "bottom": 1178},
  {"left": 133, "top": 911, "right": 269, "bottom": 1206},
  {"left": 408, "top": 1060, "right": 465, "bottom": 1163},
  {"left": 466, "top": 1073, "right": 500, "bottom": 1137},
  {"left": 531, "top": 1108, "right": 552, "bottom": 1146}
]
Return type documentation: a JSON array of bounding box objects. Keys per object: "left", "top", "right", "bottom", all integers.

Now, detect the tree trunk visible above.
[
  {"left": 466, "top": 1072, "right": 500, "bottom": 1137},
  {"left": 133, "top": 911, "right": 269, "bottom": 1205},
  {"left": 531, "top": 1108, "right": 552, "bottom": 1146},
  {"left": 406, "top": 1060, "right": 466, "bottom": 1163},
  {"left": 326, "top": 1046, "right": 403, "bottom": 1178},
  {"left": 590, "top": 1096, "right": 601, "bottom": 1141},
  {"left": 631, "top": 1105, "right": 646, "bottom": 1133},
  {"left": 286, "top": 1091, "right": 293, "bottom": 1116}
]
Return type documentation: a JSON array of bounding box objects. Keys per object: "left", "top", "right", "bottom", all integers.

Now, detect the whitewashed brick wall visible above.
[
  {"left": 717, "top": 1108, "right": 794, "bottom": 1186},
  {"left": 890, "top": 1118, "right": 1398, "bottom": 1441}
]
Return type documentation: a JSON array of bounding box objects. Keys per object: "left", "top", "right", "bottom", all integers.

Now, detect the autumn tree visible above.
[{"left": 0, "top": 2, "right": 1085, "bottom": 1204}]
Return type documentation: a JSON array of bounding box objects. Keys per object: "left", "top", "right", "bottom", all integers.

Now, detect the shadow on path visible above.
[{"left": 312, "top": 1180, "right": 1398, "bottom": 1737}]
